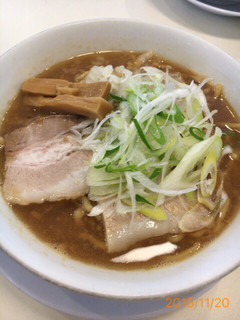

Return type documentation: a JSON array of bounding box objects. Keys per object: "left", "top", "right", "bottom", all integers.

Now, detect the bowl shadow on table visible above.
[
  {"left": 146, "top": 0, "right": 240, "bottom": 38},
  {"left": 63, "top": 280, "right": 218, "bottom": 320},
  {"left": 62, "top": 290, "right": 174, "bottom": 320}
]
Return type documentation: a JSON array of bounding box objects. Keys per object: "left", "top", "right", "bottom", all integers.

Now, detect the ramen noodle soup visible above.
[{"left": 1, "top": 51, "right": 239, "bottom": 270}]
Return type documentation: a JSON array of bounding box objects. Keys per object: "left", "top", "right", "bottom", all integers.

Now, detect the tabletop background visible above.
[{"left": 0, "top": 0, "right": 239, "bottom": 319}]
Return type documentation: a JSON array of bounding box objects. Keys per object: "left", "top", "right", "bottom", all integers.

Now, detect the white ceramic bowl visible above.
[{"left": 0, "top": 19, "right": 240, "bottom": 301}]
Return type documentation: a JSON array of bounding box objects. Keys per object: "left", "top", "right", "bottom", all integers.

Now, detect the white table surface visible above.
[{"left": 0, "top": 0, "right": 239, "bottom": 319}]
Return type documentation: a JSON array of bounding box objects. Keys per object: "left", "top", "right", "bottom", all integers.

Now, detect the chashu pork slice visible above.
[
  {"left": 4, "top": 115, "right": 78, "bottom": 153},
  {"left": 102, "top": 196, "right": 188, "bottom": 253},
  {"left": 102, "top": 195, "right": 228, "bottom": 253},
  {"left": 3, "top": 115, "right": 92, "bottom": 205}
]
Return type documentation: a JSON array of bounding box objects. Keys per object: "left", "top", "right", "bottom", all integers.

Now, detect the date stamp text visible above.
[{"left": 165, "top": 297, "right": 230, "bottom": 309}]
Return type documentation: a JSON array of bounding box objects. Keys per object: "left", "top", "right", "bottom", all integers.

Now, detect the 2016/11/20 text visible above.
[{"left": 165, "top": 297, "right": 229, "bottom": 309}]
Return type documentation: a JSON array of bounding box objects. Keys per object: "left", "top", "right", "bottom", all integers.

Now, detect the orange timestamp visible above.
[{"left": 165, "top": 297, "right": 230, "bottom": 309}]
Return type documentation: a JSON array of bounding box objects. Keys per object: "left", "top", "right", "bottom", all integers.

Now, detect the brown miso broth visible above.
[{"left": 1, "top": 51, "right": 240, "bottom": 270}]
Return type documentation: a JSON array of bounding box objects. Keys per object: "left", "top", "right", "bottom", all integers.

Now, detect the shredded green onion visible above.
[
  {"left": 133, "top": 118, "right": 155, "bottom": 151},
  {"left": 135, "top": 194, "right": 154, "bottom": 206},
  {"left": 189, "top": 127, "right": 205, "bottom": 141},
  {"left": 149, "top": 168, "right": 162, "bottom": 179},
  {"left": 94, "top": 164, "right": 106, "bottom": 169},
  {"left": 109, "top": 93, "right": 127, "bottom": 101},
  {"left": 222, "top": 131, "right": 237, "bottom": 136},
  {"left": 105, "top": 163, "right": 145, "bottom": 173},
  {"left": 139, "top": 207, "right": 167, "bottom": 220},
  {"left": 149, "top": 116, "right": 166, "bottom": 145},
  {"left": 82, "top": 65, "right": 223, "bottom": 220},
  {"left": 126, "top": 93, "right": 138, "bottom": 116},
  {"left": 186, "top": 191, "right": 197, "bottom": 201},
  {"left": 200, "top": 149, "right": 217, "bottom": 197},
  {"left": 104, "top": 146, "right": 120, "bottom": 157},
  {"left": 192, "top": 99, "right": 203, "bottom": 122},
  {"left": 158, "top": 104, "right": 184, "bottom": 123}
]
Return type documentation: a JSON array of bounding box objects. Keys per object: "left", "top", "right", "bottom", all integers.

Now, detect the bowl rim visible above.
[
  {"left": 1, "top": 16, "right": 240, "bottom": 65},
  {"left": 0, "top": 17, "right": 240, "bottom": 300},
  {"left": 2, "top": 243, "right": 240, "bottom": 300}
]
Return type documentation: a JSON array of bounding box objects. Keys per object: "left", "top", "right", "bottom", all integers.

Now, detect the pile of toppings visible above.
[{"left": 71, "top": 63, "right": 223, "bottom": 220}]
